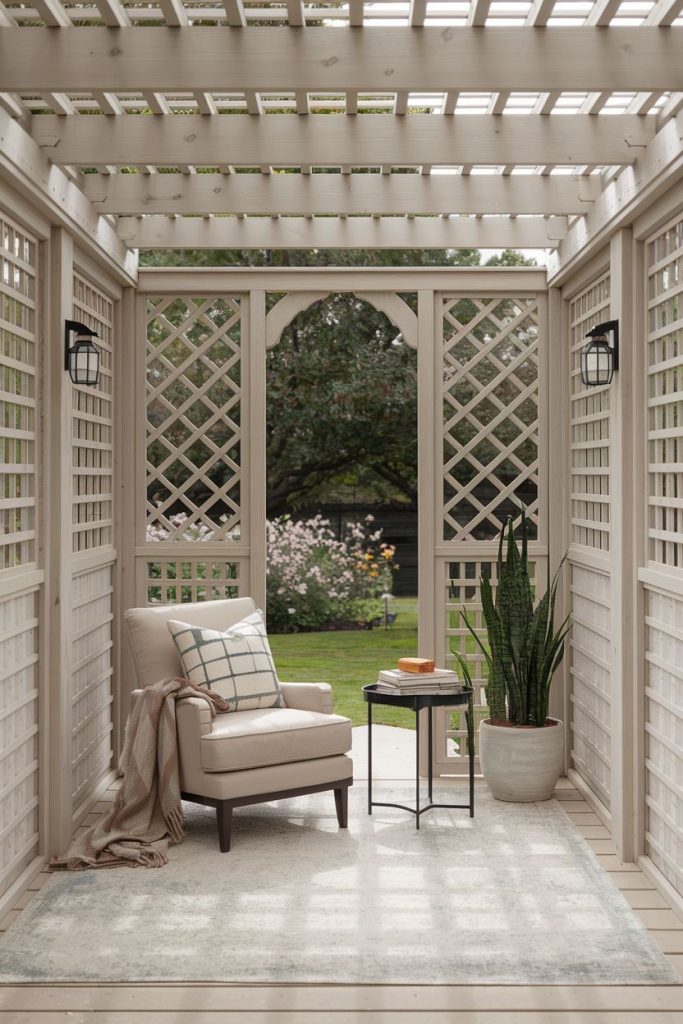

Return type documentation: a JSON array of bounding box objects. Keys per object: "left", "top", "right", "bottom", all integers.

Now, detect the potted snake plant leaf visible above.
[{"left": 452, "top": 508, "right": 570, "bottom": 802}]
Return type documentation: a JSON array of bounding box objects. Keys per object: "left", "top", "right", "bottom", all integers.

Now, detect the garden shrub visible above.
[{"left": 266, "top": 514, "right": 397, "bottom": 633}]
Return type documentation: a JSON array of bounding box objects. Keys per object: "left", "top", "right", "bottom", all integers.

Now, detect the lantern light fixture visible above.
[
  {"left": 580, "top": 319, "right": 619, "bottom": 387},
  {"left": 64, "top": 320, "right": 101, "bottom": 386}
]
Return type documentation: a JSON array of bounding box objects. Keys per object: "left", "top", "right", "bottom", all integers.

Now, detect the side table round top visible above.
[{"left": 362, "top": 683, "right": 470, "bottom": 710}]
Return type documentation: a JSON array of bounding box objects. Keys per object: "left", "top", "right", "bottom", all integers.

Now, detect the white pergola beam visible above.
[
  {"left": 82, "top": 170, "right": 601, "bottom": 215},
  {"left": 223, "top": 0, "right": 247, "bottom": 24},
  {"left": 117, "top": 214, "right": 567, "bottom": 249},
  {"left": 549, "top": 111, "right": 683, "bottom": 282},
  {"left": 2, "top": 28, "right": 683, "bottom": 93},
  {"left": 0, "top": 105, "right": 136, "bottom": 279},
  {"left": 30, "top": 113, "right": 654, "bottom": 168},
  {"left": 93, "top": 0, "right": 130, "bottom": 26}
]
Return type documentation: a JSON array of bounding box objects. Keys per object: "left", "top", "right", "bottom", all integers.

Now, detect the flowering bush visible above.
[
  {"left": 145, "top": 511, "right": 397, "bottom": 634},
  {"left": 146, "top": 512, "right": 238, "bottom": 543},
  {"left": 266, "top": 514, "right": 397, "bottom": 633}
]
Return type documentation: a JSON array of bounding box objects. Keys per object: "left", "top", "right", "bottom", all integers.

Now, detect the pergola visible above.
[{"left": 0, "top": 4, "right": 682, "bottom": 995}]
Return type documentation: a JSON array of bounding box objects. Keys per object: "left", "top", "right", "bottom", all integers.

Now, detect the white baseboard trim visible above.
[
  {"left": 567, "top": 769, "right": 612, "bottom": 830},
  {"left": 638, "top": 855, "right": 683, "bottom": 924}
]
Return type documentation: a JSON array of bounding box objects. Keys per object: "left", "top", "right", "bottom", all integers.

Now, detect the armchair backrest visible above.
[{"left": 125, "top": 597, "right": 257, "bottom": 689}]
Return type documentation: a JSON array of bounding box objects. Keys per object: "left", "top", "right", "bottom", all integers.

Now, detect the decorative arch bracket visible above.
[{"left": 265, "top": 289, "right": 418, "bottom": 350}]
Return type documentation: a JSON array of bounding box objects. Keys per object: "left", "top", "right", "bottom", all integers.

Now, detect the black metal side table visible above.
[{"left": 362, "top": 684, "right": 475, "bottom": 829}]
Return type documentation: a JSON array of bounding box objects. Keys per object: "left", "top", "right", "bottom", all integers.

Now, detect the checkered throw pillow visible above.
[{"left": 167, "top": 610, "right": 284, "bottom": 712}]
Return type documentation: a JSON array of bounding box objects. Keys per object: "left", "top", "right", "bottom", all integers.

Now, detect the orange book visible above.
[{"left": 397, "top": 657, "right": 436, "bottom": 674}]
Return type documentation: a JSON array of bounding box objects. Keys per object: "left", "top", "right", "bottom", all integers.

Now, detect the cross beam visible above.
[
  {"left": 2, "top": 28, "right": 682, "bottom": 92},
  {"left": 116, "top": 215, "right": 567, "bottom": 249},
  {"left": 31, "top": 114, "right": 653, "bottom": 168},
  {"left": 82, "top": 172, "right": 601, "bottom": 216}
]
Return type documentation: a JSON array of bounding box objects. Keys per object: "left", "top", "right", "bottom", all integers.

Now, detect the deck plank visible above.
[{"left": 2, "top": 985, "right": 683, "bottom": 1012}]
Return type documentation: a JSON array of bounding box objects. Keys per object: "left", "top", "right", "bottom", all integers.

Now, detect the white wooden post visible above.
[
  {"left": 45, "top": 227, "right": 74, "bottom": 857},
  {"left": 417, "top": 290, "right": 436, "bottom": 777},
  {"left": 114, "top": 284, "right": 137, "bottom": 753},
  {"left": 248, "top": 290, "right": 267, "bottom": 610},
  {"left": 547, "top": 286, "right": 570, "bottom": 739},
  {"left": 609, "top": 227, "right": 636, "bottom": 863},
  {"left": 417, "top": 289, "right": 437, "bottom": 662},
  {"left": 631, "top": 237, "right": 648, "bottom": 862}
]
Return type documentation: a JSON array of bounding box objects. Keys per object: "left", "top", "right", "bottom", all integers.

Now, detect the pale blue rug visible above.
[{"left": 0, "top": 786, "right": 678, "bottom": 984}]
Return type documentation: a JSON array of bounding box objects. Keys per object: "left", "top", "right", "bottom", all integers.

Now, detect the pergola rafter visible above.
[
  {"left": 29, "top": 113, "right": 654, "bottom": 169},
  {"left": 81, "top": 172, "right": 601, "bottom": 217},
  {"left": 2, "top": 28, "right": 682, "bottom": 93},
  {"left": 0, "top": 8, "right": 681, "bottom": 254}
]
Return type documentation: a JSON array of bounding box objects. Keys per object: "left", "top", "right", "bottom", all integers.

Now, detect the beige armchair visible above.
[{"left": 124, "top": 597, "right": 353, "bottom": 852}]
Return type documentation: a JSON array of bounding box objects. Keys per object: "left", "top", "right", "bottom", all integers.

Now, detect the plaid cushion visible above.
[{"left": 167, "top": 610, "right": 284, "bottom": 712}]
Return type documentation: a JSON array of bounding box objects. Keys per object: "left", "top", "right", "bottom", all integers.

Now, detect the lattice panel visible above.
[
  {"left": 442, "top": 296, "right": 539, "bottom": 542},
  {"left": 647, "top": 215, "right": 683, "bottom": 569},
  {"left": 569, "top": 273, "right": 611, "bottom": 551},
  {"left": 442, "top": 556, "right": 539, "bottom": 762},
  {"left": 146, "top": 296, "right": 242, "bottom": 543},
  {"left": 644, "top": 587, "right": 683, "bottom": 894},
  {"left": 568, "top": 562, "right": 612, "bottom": 809},
  {"left": 71, "top": 563, "right": 114, "bottom": 811},
  {"left": 0, "top": 212, "right": 38, "bottom": 571},
  {"left": 71, "top": 272, "right": 114, "bottom": 553},
  {"left": 146, "top": 558, "right": 242, "bottom": 605},
  {"left": 0, "top": 589, "right": 40, "bottom": 892}
]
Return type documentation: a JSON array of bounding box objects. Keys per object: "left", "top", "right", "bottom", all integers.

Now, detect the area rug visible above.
[{"left": 0, "top": 786, "right": 678, "bottom": 984}]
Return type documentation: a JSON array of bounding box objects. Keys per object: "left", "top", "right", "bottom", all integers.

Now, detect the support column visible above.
[
  {"left": 609, "top": 228, "right": 636, "bottom": 863},
  {"left": 45, "top": 227, "right": 74, "bottom": 857},
  {"left": 546, "top": 286, "right": 570, "bottom": 747},
  {"left": 417, "top": 289, "right": 436, "bottom": 779},
  {"left": 114, "top": 285, "right": 137, "bottom": 755},
  {"left": 248, "top": 290, "right": 267, "bottom": 609}
]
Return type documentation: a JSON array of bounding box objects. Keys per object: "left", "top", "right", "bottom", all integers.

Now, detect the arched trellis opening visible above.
[
  {"left": 130, "top": 267, "right": 549, "bottom": 778},
  {"left": 264, "top": 290, "right": 420, "bottom": 650}
]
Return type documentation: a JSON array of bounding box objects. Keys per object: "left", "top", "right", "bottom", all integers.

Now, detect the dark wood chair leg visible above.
[
  {"left": 334, "top": 786, "right": 348, "bottom": 828},
  {"left": 216, "top": 801, "right": 233, "bottom": 852}
]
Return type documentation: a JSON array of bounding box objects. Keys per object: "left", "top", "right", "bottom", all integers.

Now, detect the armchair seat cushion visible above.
[{"left": 200, "top": 706, "right": 352, "bottom": 773}]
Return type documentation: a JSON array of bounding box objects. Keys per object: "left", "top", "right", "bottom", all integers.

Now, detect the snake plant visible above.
[{"left": 452, "top": 508, "right": 570, "bottom": 728}]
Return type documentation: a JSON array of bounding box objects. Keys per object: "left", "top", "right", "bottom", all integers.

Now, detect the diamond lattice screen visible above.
[
  {"left": 146, "top": 296, "right": 242, "bottom": 543},
  {"left": 72, "top": 272, "right": 114, "bottom": 553},
  {"left": 647, "top": 215, "right": 683, "bottom": 569},
  {"left": 442, "top": 296, "right": 539, "bottom": 542},
  {"left": 569, "top": 273, "right": 611, "bottom": 552}
]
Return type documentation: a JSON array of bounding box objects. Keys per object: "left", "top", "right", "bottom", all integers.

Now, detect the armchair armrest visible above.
[{"left": 280, "top": 682, "right": 333, "bottom": 715}]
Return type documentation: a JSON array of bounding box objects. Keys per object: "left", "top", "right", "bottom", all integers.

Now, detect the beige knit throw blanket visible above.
[{"left": 52, "top": 677, "right": 229, "bottom": 871}]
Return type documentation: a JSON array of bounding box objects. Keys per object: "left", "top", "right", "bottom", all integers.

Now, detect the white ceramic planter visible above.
[{"left": 479, "top": 718, "right": 565, "bottom": 802}]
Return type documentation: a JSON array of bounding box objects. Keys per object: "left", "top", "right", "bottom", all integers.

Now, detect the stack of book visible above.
[{"left": 374, "top": 667, "right": 463, "bottom": 696}]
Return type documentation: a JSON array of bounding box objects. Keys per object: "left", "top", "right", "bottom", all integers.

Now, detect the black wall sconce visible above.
[
  {"left": 580, "top": 319, "right": 619, "bottom": 387},
  {"left": 65, "top": 320, "right": 101, "bottom": 386}
]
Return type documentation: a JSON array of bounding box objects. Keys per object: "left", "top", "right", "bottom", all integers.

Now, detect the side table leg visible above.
[
  {"left": 415, "top": 706, "right": 420, "bottom": 830},
  {"left": 469, "top": 691, "right": 475, "bottom": 818},
  {"left": 368, "top": 699, "right": 372, "bottom": 815},
  {"left": 428, "top": 707, "right": 434, "bottom": 804}
]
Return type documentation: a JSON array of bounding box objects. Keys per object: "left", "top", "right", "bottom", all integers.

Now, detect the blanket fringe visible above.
[{"left": 165, "top": 805, "right": 185, "bottom": 846}]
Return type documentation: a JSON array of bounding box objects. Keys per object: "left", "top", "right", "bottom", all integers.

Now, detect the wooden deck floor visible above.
[{"left": 0, "top": 773, "right": 682, "bottom": 1022}]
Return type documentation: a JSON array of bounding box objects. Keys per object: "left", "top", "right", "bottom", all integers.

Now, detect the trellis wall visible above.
[
  {"left": 69, "top": 268, "right": 116, "bottom": 821},
  {"left": 133, "top": 290, "right": 250, "bottom": 620},
  {"left": 434, "top": 291, "right": 547, "bottom": 775},
  {"left": 641, "top": 212, "right": 683, "bottom": 899},
  {"left": 0, "top": 209, "right": 43, "bottom": 899},
  {"left": 565, "top": 270, "right": 614, "bottom": 815}
]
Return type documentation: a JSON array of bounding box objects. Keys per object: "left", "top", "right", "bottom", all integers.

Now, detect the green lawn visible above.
[{"left": 269, "top": 597, "right": 419, "bottom": 728}]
